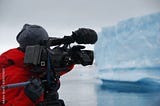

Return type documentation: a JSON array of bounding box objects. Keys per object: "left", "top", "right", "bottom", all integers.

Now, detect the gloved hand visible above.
[{"left": 24, "top": 78, "right": 43, "bottom": 102}]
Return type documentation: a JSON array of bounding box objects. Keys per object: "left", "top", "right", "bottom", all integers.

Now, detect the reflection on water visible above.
[
  {"left": 96, "top": 83, "right": 160, "bottom": 106},
  {"left": 96, "top": 69, "right": 160, "bottom": 106}
]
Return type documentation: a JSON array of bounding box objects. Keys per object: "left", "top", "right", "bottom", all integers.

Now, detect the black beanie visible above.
[{"left": 16, "top": 24, "right": 49, "bottom": 50}]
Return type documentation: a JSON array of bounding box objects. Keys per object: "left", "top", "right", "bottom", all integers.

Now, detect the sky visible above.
[{"left": 0, "top": 0, "right": 160, "bottom": 53}]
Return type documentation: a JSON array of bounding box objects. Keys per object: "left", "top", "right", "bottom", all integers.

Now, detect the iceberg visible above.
[{"left": 94, "top": 12, "right": 160, "bottom": 81}]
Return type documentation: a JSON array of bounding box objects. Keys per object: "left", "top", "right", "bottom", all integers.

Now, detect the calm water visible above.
[
  {"left": 58, "top": 66, "right": 160, "bottom": 106},
  {"left": 58, "top": 78, "right": 160, "bottom": 106}
]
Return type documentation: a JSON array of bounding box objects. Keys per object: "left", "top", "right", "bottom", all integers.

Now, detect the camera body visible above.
[
  {"left": 24, "top": 44, "right": 94, "bottom": 72},
  {"left": 24, "top": 28, "right": 98, "bottom": 72}
]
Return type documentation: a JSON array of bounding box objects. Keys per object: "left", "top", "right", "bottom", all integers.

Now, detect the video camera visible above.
[{"left": 24, "top": 28, "right": 98, "bottom": 72}]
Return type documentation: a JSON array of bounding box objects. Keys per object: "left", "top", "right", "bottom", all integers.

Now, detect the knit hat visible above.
[{"left": 16, "top": 24, "right": 49, "bottom": 50}]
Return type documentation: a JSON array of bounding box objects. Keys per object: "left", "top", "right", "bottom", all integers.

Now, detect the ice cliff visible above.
[{"left": 94, "top": 12, "right": 160, "bottom": 80}]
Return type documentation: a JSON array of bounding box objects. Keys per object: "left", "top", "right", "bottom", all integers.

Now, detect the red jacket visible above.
[{"left": 0, "top": 48, "right": 74, "bottom": 106}]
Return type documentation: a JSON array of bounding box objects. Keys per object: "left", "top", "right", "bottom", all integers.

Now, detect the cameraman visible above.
[{"left": 0, "top": 24, "right": 74, "bottom": 106}]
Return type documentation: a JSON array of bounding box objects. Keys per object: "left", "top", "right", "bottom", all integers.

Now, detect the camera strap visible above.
[{"left": 47, "top": 54, "right": 51, "bottom": 85}]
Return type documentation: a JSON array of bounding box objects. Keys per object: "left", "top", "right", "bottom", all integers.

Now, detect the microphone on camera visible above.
[
  {"left": 72, "top": 28, "right": 98, "bottom": 44},
  {"left": 43, "top": 28, "right": 98, "bottom": 46}
]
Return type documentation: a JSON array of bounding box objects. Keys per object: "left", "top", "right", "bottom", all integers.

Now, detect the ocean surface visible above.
[{"left": 58, "top": 66, "right": 160, "bottom": 106}]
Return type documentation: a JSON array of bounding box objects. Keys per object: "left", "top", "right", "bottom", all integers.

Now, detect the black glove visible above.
[{"left": 24, "top": 78, "right": 43, "bottom": 102}]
